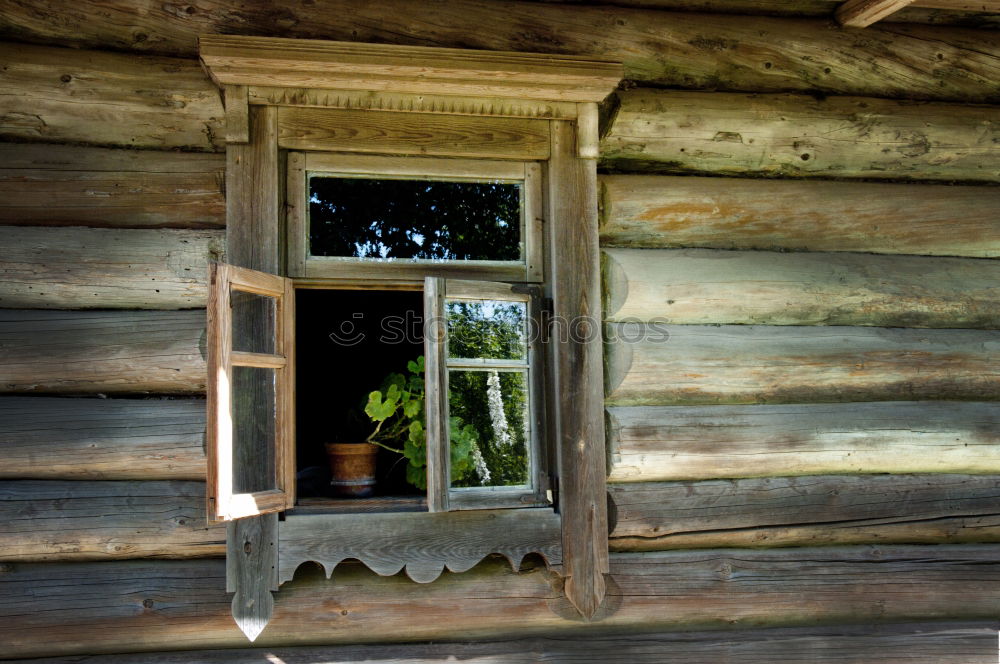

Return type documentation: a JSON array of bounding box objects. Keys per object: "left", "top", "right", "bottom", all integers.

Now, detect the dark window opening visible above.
[
  {"left": 295, "top": 288, "right": 425, "bottom": 508},
  {"left": 308, "top": 177, "right": 522, "bottom": 262}
]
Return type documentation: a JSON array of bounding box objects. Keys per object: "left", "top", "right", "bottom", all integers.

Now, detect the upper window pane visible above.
[
  {"left": 231, "top": 290, "right": 276, "bottom": 355},
  {"left": 308, "top": 176, "right": 522, "bottom": 262},
  {"left": 446, "top": 299, "right": 527, "bottom": 361}
]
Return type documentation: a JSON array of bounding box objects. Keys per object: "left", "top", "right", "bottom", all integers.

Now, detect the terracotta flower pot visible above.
[{"left": 325, "top": 442, "right": 378, "bottom": 498}]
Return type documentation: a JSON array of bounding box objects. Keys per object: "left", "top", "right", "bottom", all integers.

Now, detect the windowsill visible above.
[{"left": 291, "top": 495, "right": 427, "bottom": 515}]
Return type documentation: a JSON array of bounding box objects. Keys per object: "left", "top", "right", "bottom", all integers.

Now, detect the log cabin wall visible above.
[{"left": 0, "top": 1, "right": 999, "bottom": 661}]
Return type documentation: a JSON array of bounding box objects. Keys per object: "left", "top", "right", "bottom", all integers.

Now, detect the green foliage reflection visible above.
[{"left": 309, "top": 178, "right": 521, "bottom": 261}]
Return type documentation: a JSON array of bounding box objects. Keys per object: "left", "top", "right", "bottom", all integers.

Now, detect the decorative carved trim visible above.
[
  {"left": 248, "top": 86, "right": 580, "bottom": 119},
  {"left": 200, "top": 35, "right": 622, "bottom": 104},
  {"left": 278, "top": 509, "right": 563, "bottom": 585}
]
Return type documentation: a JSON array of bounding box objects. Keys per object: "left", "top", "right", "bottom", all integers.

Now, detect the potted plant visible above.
[{"left": 327, "top": 356, "right": 484, "bottom": 497}]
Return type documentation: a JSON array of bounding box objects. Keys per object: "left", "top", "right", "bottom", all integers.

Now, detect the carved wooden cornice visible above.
[{"left": 199, "top": 35, "right": 623, "bottom": 105}]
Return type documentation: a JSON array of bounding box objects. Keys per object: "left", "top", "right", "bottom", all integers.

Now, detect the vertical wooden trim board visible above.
[
  {"left": 548, "top": 120, "right": 609, "bottom": 618},
  {"left": 223, "top": 105, "right": 282, "bottom": 642},
  {"left": 423, "top": 277, "right": 450, "bottom": 513}
]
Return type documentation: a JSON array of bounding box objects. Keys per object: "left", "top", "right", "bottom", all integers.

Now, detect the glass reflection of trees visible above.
[
  {"left": 446, "top": 301, "right": 529, "bottom": 487},
  {"left": 309, "top": 178, "right": 521, "bottom": 262}
]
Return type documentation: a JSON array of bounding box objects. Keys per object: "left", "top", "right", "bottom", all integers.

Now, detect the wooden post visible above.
[
  {"left": 548, "top": 120, "right": 609, "bottom": 618},
  {"left": 224, "top": 104, "right": 282, "bottom": 641}
]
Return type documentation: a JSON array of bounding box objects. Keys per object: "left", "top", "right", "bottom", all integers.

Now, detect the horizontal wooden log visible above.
[
  {"left": 609, "top": 474, "right": 1000, "bottom": 550},
  {"left": 0, "top": 42, "right": 223, "bottom": 151},
  {"left": 0, "top": 481, "right": 223, "bottom": 561},
  {"left": 0, "top": 226, "right": 223, "bottom": 309},
  {"left": 8, "top": 622, "right": 998, "bottom": 663},
  {"left": 1, "top": 2, "right": 999, "bottom": 103},
  {"left": 602, "top": 248, "right": 1000, "bottom": 328},
  {"left": 520, "top": 0, "right": 1000, "bottom": 27},
  {"left": 605, "top": 324, "right": 1000, "bottom": 405},
  {"left": 0, "top": 397, "right": 205, "bottom": 480},
  {"left": 601, "top": 89, "right": 1000, "bottom": 181},
  {"left": 0, "top": 144, "right": 225, "bottom": 229},
  {"left": 0, "top": 310, "right": 206, "bottom": 394},
  {"left": 606, "top": 402, "right": 1000, "bottom": 480},
  {"left": 3, "top": 546, "right": 1000, "bottom": 657},
  {"left": 598, "top": 175, "right": 1000, "bottom": 257}
]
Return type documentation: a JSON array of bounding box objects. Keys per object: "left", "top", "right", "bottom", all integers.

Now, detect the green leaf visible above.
[
  {"left": 363, "top": 391, "right": 388, "bottom": 422},
  {"left": 406, "top": 463, "right": 427, "bottom": 490},
  {"left": 403, "top": 397, "right": 421, "bottom": 419},
  {"left": 404, "top": 421, "right": 426, "bottom": 467}
]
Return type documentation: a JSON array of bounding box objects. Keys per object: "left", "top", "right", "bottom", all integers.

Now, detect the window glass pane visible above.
[
  {"left": 231, "top": 366, "right": 276, "bottom": 494},
  {"left": 309, "top": 177, "right": 522, "bottom": 262},
  {"left": 446, "top": 299, "right": 527, "bottom": 361},
  {"left": 448, "top": 369, "right": 529, "bottom": 488},
  {"left": 231, "top": 290, "right": 276, "bottom": 355}
]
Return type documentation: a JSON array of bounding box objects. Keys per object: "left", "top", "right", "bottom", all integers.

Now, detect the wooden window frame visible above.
[
  {"left": 287, "top": 153, "right": 545, "bottom": 283},
  {"left": 424, "top": 277, "right": 549, "bottom": 512},
  {"left": 201, "top": 34, "right": 622, "bottom": 639},
  {"left": 206, "top": 263, "right": 295, "bottom": 523}
]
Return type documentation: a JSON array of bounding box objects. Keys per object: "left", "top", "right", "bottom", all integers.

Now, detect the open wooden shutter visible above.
[
  {"left": 424, "top": 277, "right": 547, "bottom": 513},
  {"left": 207, "top": 262, "right": 295, "bottom": 522}
]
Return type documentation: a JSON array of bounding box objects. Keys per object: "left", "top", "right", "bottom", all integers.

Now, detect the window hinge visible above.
[{"left": 547, "top": 472, "right": 559, "bottom": 508}]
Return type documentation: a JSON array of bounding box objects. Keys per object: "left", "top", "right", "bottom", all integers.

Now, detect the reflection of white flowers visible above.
[
  {"left": 486, "top": 370, "right": 511, "bottom": 448},
  {"left": 471, "top": 442, "right": 491, "bottom": 483}
]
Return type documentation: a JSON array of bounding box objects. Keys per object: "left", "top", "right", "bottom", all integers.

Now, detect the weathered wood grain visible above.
[
  {"left": 547, "top": 121, "right": 610, "bottom": 618},
  {"left": 602, "top": 248, "right": 1000, "bottom": 328},
  {"left": 609, "top": 474, "right": 1000, "bottom": 550},
  {"left": 223, "top": 103, "right": 283, "bottom": 640},
  {"left": 0, "top": 310, "right": 206, "bottom": 394},
  {"left": 278, "top": 107, "right": 551, "bottom": 160},
  {"left": 605, "top": 324, "right": 1000, "bottom": 405},
  {"left": 8, "top": 622, "right": 998, "bottom": 664},
  {"left": 278, "top": 509, "right": 562, "bottom": 585},
  {"left": 598, "top": 175, "right": 1000, "bottom": 257},
  {"left": 3, "top": 547, "right": 1000, "bottom": 657},
  {"left": 836, "top": 0, "right": 917, "bottom": 27},
  {"left": 606, "top": 402, "right": 1000, "bottom": 480},
  {"left": 601, "top": 90, "right": 1000, "bottom": 181},
  {"left": 1, "top": 1, "right": 998, "bottom": 102},
  {"left": 522, "top": 0, "right": 1000, "bottom": 27},
  {"left": 0, "top": 144, "right": 225, "bottom": 229},
  {"left": 201, "top": 35, "right": 622, "bottom": 104},
  {"left": 0, "top": 397, "right": 205, "bottom": 480},
  {"left": 0, "top": 480, "right": 224, "bottom": 561},
  {"left": 0, "top": 42, "right": 223, "bottom": 151},
  {"left": 0, "top": 226, "right": 223, "bottom": 309}
]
